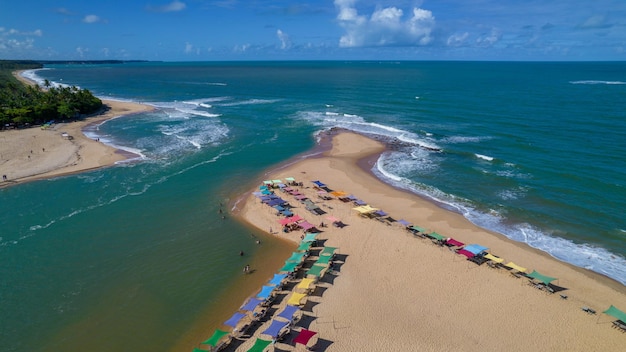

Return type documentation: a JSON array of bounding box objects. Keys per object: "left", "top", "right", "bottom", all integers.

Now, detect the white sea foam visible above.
[
  {"left": 218, "top": 98, "right": 280, "bottom": 107},
  {"left": 569, "top": 80, "right": 626, "bottom": 85},
  {"left": 445, "top": 136, "right": 491, "bottom": 144},
  {"left": 475, "top": 154, "right": 494, "bottom": 161},
  {"left": 298, "top": 110, "right": 441, "bottom": 151},
  {"left": 372, "top": 155, "right": 626, "bottom": 285},
  {"left": 20, "top": 69, "right": 72, "bottom": 89}
]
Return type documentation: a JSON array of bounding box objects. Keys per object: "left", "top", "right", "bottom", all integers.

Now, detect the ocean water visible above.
[{"left": 2, "top": 61, "right": 625, "bottom": 351}]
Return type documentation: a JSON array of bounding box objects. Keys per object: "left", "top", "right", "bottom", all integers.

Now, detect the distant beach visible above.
[
  {"left": 0, "top": 71, "right": 153, "bottom": 188},
  {"left": 230, "top": 131, "right": 625, "bottom": 351}
]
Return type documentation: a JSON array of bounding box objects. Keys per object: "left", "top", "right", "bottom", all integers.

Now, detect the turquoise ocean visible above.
[{"left": 2, "top": 61, "right": 625, "bottom": 351}]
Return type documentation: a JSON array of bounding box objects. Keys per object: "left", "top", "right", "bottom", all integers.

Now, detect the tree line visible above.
[{"left": 0, "top": 61, "right": 103, "bottom": 129}]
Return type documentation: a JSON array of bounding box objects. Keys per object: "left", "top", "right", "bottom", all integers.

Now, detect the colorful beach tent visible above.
[
  {"left": 484, "top": 253, "right": 504, "bottom": 263},
  {"left": 256, "top": 285, "right": 275, "bottom": 300},
  {"left": 330, "top": 191, "right": 348, "bottom": 197},
  {"left": 277, "top": 305, "right": 300, "bottom": 322},
  {"left": 240, "top": 298, "right": 263, "bottom": 312},
  {"left": 279, "top": 217, "right": 293, "bottom": 226},
  {"left": 326, "top": 215, "right": 340, "bottom": 223},
  {"left": 463, "top": 244, "right": 489, "bottom": 255},
  {"left": 320, "top": 246, "right": 337, "bottom": 257},
  {"left": 312, "top": 180, "right": 326, "bottom": 187},
  {"left": 202, "top": 329, "right": 229, "bottom": 346},
  {"left": 299, "top": 221, "right": 317, "bottom": 231},
  {"left": 294, "top": 329, "right": 318, "bottom": 346},
  {"left": 296, "top": 278, "right": 316, "bottom": 292},
  {"left": 306, "top": 265, "right": 326, "bottom": 278},
  {"left": 397, "top": 219, "right": 411, "bottom": 226},
  {"left": 268, "top": 273, "right": 287, "bottom": 287},
  {"left": 409, "top": 225, "right": 426, "bottom": 233},
  {"left": 353, "top": 205, "right": 378, "bottom": 214},
  {"left": 527, "top": 270, "right": 557, "bottom": 285},
  {"left": 315, "top": 255, "right": 332, "bottom": 266},
  {"left": 503, "top": 262, "right": 527, "bottom": 273},
  {"left": 285, "top": 177, "right": 296, "bottom": 182},
  {"left": 445, "top": 238, "right": 464, "bottom": 247},
  {"left": 373, "top": 209, "right": 388, "bottom": 217},
  {"left": 302, "top": 233, "right": 317, "bottom": 243},
  {"left": 603, "top": 305, "right": 626, "bottom": 322},
  {"left": 297, "top": 241, "right": 312, "bottom": 252},
  {"left": 261, "top": 319, "right": 289, "bottom": 338},
  {"left": 247, "top": 338, "right": 272, "bottom": 352},
  {"left": 427, "top": 232, "right": 446, "bottom": 241},
  {"left": 287, "top": 251, "right": 306, "bottom": 263},
  {"left": 224, "top": 312, "right": 246, "bottom": 328},
  {"left": 457, "top": 249, "right": 476, "bottom": 258},
  {"left": 279, "top": 261, "right": 299, "bottom": 273},
  {"left": 287, "top": 292, "right": 308, "bottom": 306}
]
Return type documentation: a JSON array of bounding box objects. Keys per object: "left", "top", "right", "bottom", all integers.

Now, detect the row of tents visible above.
[
  {"left": 315, "top": 178, "right": 626, "bottom": 332},
  {"left": 194, "top": 178, "right": 343, "bottom": 351}
]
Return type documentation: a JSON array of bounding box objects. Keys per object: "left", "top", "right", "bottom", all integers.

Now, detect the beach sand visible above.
[
  {"left": 232, "top": 131, "right": 625, "bottom": 351},
  {"left": 0, "top": 71, "right": 154, "bottom": 187}
]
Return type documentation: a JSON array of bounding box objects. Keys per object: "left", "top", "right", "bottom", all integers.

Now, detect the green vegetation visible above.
[{"left": 0, "top": 60, "right": 103, "bottom": 129}]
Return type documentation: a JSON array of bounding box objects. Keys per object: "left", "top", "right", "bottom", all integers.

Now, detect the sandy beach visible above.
[
  {"left": 0, "top": 71, "right": 153, "bottom": 187},
  {"left": 232, "top": 131, "right": 625, "bottom": 351}
]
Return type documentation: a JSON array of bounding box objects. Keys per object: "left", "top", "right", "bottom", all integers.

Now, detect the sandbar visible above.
[{"left": 233, "top": 130, "right": 625, "bottom": 351}]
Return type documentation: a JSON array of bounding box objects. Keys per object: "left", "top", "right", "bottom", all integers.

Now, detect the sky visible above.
[{"left": 1, "top": 0, "right": 625, "bottom": 61}]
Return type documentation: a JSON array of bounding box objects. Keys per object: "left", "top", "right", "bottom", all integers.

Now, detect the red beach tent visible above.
[{"left": 294, "top": 329, "right": 317, "bottom": 345}]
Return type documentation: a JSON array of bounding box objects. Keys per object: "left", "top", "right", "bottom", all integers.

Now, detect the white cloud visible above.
[
  {"left": 334, "top": 0, "right": 435, "bottom": 47},
  {"left": 83, "top": 15, "right": 102, "bottom": 24},
  {"left": 76, "top": 47, "right": 88, "bottom": 57},
  {"left": 147, "top": 1, "right": 187, "bottom": 13},
  {"left": 476, "top": 28, "right": 501, "bottom": 47},
  {"left": 184, "top": 42, "right": 193, "bottom": 53},
  {"left": 447, "top": 32, "right": 469, "bottom": 47},
  {"left": 276, "top": 29, "right": 291, "bottom": 49},
  {"left": 577, "top": 15, "right": 611, "bottom": 29}
]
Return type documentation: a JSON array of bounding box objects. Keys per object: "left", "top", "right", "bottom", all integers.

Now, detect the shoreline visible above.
[
  {"left": 230, "top": 130, "right": 624, "bottom": 351},
  {"left": 0, "top": 71, "right": 154, "bottom": 189}
]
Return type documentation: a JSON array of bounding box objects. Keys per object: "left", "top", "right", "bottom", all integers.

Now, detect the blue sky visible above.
[{"left": 1, "top": 0, "right": 625, "bottom": 61}]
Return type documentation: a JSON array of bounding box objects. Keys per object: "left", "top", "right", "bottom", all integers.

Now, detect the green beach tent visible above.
[
  {"left": 527, "top": 270, "right": 557, "bottom": 285},
  {"left": 306, "top": 264, "right": 325, "bottom": 278},
  {"left": 320, "top": 246, "right": 337, "bottom": 257},
  {"left": 279, "top": 261, "right": 299, "bottom": 273},
  {"left": 427, "top": 232, "right": 446, "bottom": 241},
  {"left": 201, "top": 329, "right": 229, "bottom": 347},
  {"left": 603, "top": 305, "right": 626, "bottom": 322},
  {"left": 297, "top": 241, "right": 312, "bottom": 252},
  {"left": 315, "top": 255, "right": 332, "bottom": 266},
  {"left": 247, "top": 337, "right": 272, "bottom": 352}
]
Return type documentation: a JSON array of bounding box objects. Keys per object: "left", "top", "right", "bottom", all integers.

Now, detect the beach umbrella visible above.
[
  {"left": 285, "top": 177, "right": 295, "bottom": 182},
  {"left": 463, "top": 244, "right": 489, "bottom": 255},
  {"left": 483, "top": 253, "right": 504, "bottom": 263},
  {"left": 201, "top": 329, "right": 229, "bottom": 347},
  {"left": 293, "top": 329, "right": 317, "bottom": 346},
  {"left": 246, "top": 338, "right": 272, "bottom": 352},
  {"left": 397, "top": 219, "right": 411, "bottom": 226}
]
